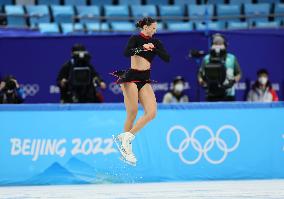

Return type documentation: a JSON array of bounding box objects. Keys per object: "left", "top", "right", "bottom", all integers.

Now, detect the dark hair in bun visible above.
[{"left": 136, "top": 17, "right": 156, "bottom": 28}]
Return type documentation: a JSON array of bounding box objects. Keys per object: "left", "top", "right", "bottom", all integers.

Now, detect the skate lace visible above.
[
  {"left": 121, "top": 138, "right": 132, "bottom": 154},
  {"left": 126, "top": 141, "right": 136, "bottom": 160},
  {"left": 126, "top": 141, "right": 133, "bottom": 154}
]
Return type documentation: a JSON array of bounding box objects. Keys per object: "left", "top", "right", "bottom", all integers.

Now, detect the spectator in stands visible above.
[
  {"left": 163, "top": 76, "right": 189, "bottom": 103},
  {"left": 247, "top": 69, "right": 279, "bottom": 102},
  {"left": 0, "top": 75, "right": 24, "bottom": 104},
  {"left": 198, "top": 33, "right": 241, "bottom": 101},
  {"left": 57, "top": 44, "right": 106, "bottom": 103}
]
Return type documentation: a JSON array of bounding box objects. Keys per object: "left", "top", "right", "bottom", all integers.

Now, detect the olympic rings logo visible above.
[
  {"left": 21, "top": 84, "right": 40, "bottom": 98},
  {"left": 109, "top": 82, "right": 122, "bottom": 95},
  {"left": 166, "top": 125, "right": 240, "bottom": 165}
]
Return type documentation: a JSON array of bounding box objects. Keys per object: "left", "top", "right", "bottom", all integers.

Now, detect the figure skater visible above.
[{"left": 112, "top": 17, "right": 170, "bottom": 165}]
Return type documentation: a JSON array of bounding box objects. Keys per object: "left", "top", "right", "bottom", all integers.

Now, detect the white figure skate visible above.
[{"left": 112, "top": 132, "right": 137, "bottom": 166}]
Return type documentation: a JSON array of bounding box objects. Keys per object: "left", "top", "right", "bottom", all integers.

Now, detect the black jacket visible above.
[{"left": 56, "top": 59, "right": 104, "bottom": 103}]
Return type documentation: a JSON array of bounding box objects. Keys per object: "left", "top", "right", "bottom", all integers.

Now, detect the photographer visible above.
[
  {"left": 57, "top": 44, "right": 106, "bottom": 103},
  {"left": 0, "top": 75, "right": 24, "bottom": 104},
  {"left": 197, "top": 33, "right": 241, "bottom": 101}
]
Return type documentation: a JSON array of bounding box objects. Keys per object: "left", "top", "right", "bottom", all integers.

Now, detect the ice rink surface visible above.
[{"left": 0, "top": 180, "right": 284, "bottom": 199}]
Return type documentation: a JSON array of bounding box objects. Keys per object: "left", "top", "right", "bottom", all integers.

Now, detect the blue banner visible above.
[
  {"left": 0, "top": 30, "right": 283, "bottom": 103},
  {"left": 0, "top": 102, "right": 284, "bottom": 185}
]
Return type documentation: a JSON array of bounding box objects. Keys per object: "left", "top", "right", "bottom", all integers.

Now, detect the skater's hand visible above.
[
  {"left": 143, "top": 43, "right": 155, "bottom": 51},
  {"left": 148, "top": 43, "right": 155, "bottom": 49}
]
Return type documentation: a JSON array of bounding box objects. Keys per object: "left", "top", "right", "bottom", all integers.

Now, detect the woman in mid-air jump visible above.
[{"left": 112, "top": 17, "right": 170, "bottom": 165}]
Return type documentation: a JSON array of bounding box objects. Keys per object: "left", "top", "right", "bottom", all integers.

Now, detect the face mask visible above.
[
  {"left": 258, "top": 77, "right": 268, "bottom": 85},
  {"left": 73, "top": 51, "right": 87, "bottom": 59},
  {"left": 212, "top": 45, "right": 225, "bottom": 54},
  {"left": 79, "top": 52, "right": 85, "bottom": 58},
  {"left": 174, "top": 83, "right": 184, "bottom": 92}
]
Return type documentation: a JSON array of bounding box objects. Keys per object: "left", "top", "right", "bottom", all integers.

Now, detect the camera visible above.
[
  {"left": 70, "top": 67, "right": 92, "bottom": 86},
  {"left": 189, "top": 49, "right": 206, "bottom": 59},
  {"left": 203, "top": 49, "right": 227, "bottom": 97}
]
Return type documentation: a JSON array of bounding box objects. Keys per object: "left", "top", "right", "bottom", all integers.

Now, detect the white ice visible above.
[{"left": 0, "top": 180, "right": 284, "bottom": 199}]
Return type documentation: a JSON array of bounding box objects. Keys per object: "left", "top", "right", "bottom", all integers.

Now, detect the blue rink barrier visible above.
[{"left": 0, "top": 102, "right": 284, "bottom": 186}]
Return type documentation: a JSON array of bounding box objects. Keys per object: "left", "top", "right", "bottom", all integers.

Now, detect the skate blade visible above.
[{"left": 120, "top": 156, "right": 136, "bottom": 167}]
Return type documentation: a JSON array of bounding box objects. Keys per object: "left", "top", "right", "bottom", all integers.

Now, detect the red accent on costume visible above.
[{"left": 140, "top": 32, "right": 151, "bottom": 40}]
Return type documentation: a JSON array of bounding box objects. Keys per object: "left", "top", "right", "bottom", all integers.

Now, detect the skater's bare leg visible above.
[
  {"left": 129, "top": 84, "right": 157, "bottom": 134},
  {"left": 115, "top": 83, "right": 138, "bottom": 164},
  {"left": 121, "top": 83, "right": 138, "bottom": 133}
]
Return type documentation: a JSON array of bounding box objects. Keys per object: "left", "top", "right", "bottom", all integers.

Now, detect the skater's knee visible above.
[
  {"left": 145, "top": 110, "right": 156, "bottom": 121},
  {"left": 127, "top": 108, "right": 138, "bottom": 119}
]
